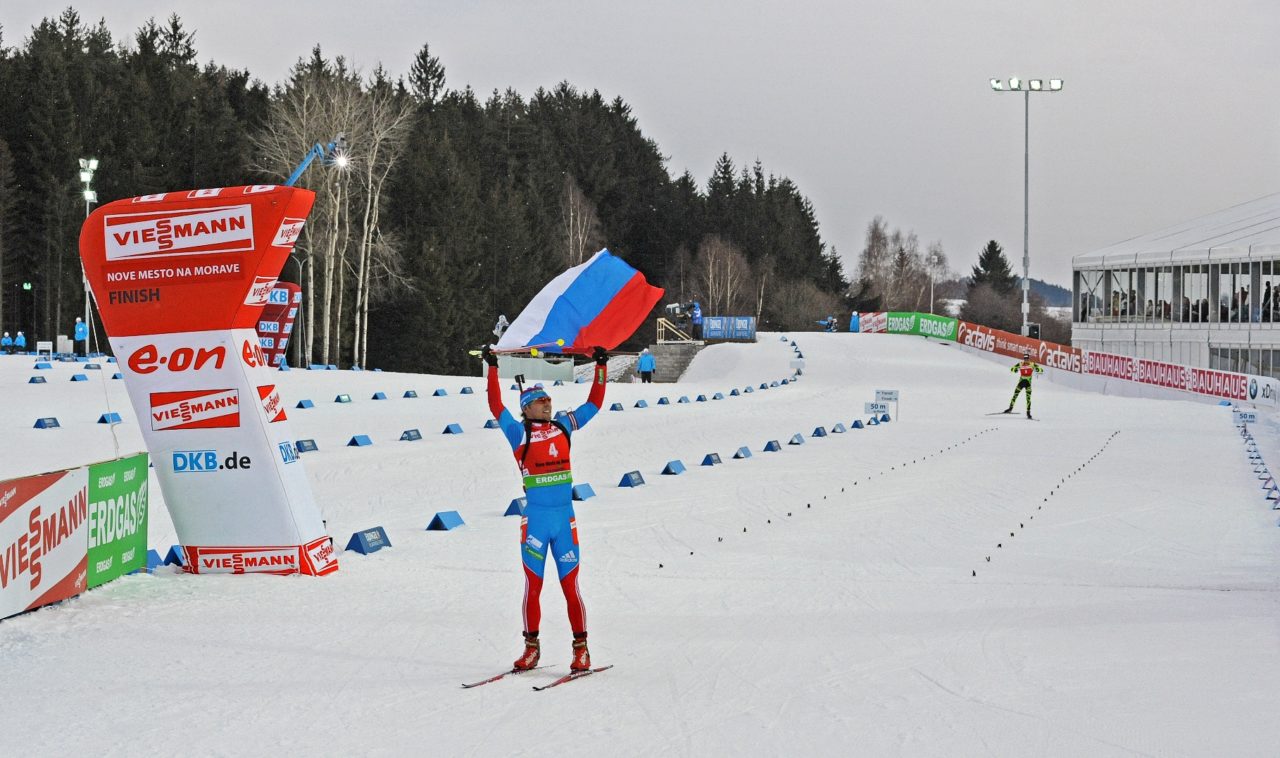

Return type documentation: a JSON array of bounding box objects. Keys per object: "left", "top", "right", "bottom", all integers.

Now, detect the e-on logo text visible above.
[
  {"left": 129, "top": 343, "right": 226, "bottom": 374},
  {"left": 172, "top": 450, "right": 251, "bottom": 473}
]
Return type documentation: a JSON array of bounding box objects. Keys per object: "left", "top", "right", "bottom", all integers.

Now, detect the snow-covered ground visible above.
[{"left": 2, "top": 333, "right": 1277, "bottom": 756}]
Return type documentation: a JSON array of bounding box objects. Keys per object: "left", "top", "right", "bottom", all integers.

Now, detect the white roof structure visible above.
[{"left": 1073, "top": 192, "right": 1280, "bottom": 269}]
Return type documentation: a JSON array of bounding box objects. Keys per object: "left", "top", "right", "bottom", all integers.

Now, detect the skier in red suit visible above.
[{"left": 484, "top": 345, "right": 608, "bottom": 672}]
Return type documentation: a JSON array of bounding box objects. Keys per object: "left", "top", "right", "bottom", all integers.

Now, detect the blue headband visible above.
[{"left": 520, "top": 386, "right": 550, "bottom": 408}]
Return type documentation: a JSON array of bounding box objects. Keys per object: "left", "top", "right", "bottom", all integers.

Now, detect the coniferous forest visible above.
[{"left": 0, "top": 10, "right": 849, "bottom": 373}]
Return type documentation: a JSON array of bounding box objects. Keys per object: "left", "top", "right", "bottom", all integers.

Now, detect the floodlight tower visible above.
[
  {"left": 79, "top": 158, "right": 99, "bottom": 347},
  {"left": 989, "top": 77, "right": 1063, "bottom": 337}
]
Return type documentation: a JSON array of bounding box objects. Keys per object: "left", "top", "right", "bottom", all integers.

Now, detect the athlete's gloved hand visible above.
[
  {"left": 592, "top": 346, "right": 608, "bottom": 366},
  {"left": 482, "top": 345, "right": 499, "bottom": 367}
]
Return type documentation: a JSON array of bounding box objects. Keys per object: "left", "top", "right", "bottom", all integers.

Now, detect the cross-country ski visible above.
[{"left": 532, "top": 665, "right": 615, "bottom": 691}]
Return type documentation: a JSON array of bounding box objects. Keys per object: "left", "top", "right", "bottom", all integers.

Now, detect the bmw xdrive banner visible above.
[{"left": 78, "top": 185, "right": 336, "bottom": 576}]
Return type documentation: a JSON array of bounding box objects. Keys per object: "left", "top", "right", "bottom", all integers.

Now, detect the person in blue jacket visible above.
[
  {"left": 14, "top": 331, "right": 26, "bottom": 353},
  {"left": 1, "top": 332, "right": 12, "bottom": 355},
  {"left": 690, "top": 301, "right": 703, "bottom": 339},
  {"left": 637, "top": 348, "right": 656, "bottom": 383},
  {"left": 74, "top": 317, "right": 89, "bottom": 356},
  {"left": 484, "top": 344, "right": 609, "bottom": 673}
]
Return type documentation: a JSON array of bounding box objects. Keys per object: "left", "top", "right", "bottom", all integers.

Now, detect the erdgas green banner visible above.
[
  {"left": 87, "top": 453, "right": 149, "bottom": 587},
  {"left": 886, "top": 312, "right": 957, "bottom": 340}
]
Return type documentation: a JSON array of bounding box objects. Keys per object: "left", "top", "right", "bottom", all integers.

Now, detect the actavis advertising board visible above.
[{"left": 79, "top": 186, "right": 336, "bottom": 576}]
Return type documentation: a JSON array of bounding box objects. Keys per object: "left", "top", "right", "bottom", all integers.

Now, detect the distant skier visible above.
[
  {"left": 483, "top": 344, "right": 609, "bottom": 673},
  {"left": 637, "top": 348, "right": 656, "bottom": 383},
  {"left": 1003, "top": 351, "right": 1044, "bottom": 418}
]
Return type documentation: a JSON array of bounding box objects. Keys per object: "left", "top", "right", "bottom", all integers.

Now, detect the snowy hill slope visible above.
[{"left": 1, "top": 334, "right": 1277, "bottom": 756}]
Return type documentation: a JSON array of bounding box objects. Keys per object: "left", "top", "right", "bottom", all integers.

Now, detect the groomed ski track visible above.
[{"left": 1, "top": 333, "right": 1276, "bottom": 756}]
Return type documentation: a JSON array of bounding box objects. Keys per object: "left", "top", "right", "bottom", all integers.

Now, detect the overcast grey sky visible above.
[{"left": 6, "top": 1, "right": 1279, "bottom": 285}]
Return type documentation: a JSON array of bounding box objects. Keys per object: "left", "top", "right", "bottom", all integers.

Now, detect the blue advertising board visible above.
[{"left": 702, "top": 315, "right": 755, "bottom": 341}]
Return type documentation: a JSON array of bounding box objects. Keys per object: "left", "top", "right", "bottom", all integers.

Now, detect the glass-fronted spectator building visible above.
[{"left": 1072, "top": 193, "right": 1280, "bottom": 377}]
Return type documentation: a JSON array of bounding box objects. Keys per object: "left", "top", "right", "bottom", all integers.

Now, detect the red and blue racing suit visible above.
[{"left": 487, "top": 364, "right": 606, "bottom": 635}]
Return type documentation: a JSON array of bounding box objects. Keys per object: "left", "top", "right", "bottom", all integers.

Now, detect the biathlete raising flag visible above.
[{"left": 477, "top": 249, "right": 662, "bottom": 687}]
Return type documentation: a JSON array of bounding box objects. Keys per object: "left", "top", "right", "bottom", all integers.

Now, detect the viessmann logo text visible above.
[
  {"left": 103, "top": 205, "right": 254, "bottom": 260},
  {"left": 150, "top": 389, "right": 240, "bottom": 431}
]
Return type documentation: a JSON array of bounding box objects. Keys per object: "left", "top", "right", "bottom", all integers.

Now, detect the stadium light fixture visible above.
[
  {"left": 988, "top": 76, "right": 1064, "bottom": 336},
  {"left": 78, "top": 157, "right": 100, "bottom": 353}
]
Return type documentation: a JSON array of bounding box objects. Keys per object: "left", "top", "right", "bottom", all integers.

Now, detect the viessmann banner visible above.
[
  {"left": 79, "top": 185, "right": 336, "bottom": 576},
  {"left": 3, "top": 454, "right": 151, "bottom": 620},
  {"left": 857, "top": 312, "right": 887, "bottom": 333},
  {"left": 0, "top": 468, "right": 90, "bottom": 619}
]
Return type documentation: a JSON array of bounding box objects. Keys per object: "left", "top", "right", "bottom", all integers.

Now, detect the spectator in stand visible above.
[
  {"left": 1181, "top": 296, "right": 1192, "bottom": 322},
  {"left": 1199, "top": 298, "right": 1210, "bottom": 322},
  {"left": 74, "top": 317, "right": 89, "bottom": 357},
  {"left": 1263, "top": 282, "right": 1272, "bottom": 322},
  {"left": 637, "top": 348, "right": 656, "bottom": 383},
  {"left": 1111, "top": 291, "right": 1121, "bottom": 317},
  {"left": 14, "top": 331, "right": 26, "bottom": 353},
  {"left": 0, "top": 332, "right": 11, "bottom": 355}
]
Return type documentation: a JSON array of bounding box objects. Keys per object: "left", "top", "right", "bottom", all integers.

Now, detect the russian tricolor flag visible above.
[{"left": 497, "top": 249, "right": 664, "bottom": 354}]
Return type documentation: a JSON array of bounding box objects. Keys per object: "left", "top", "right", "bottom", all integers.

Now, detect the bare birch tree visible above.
[
  {"left": 252, "top": 51, "right": 396, "bottom": 367},
  {"left": 361, "top": 230, "right": 412, "bottom": 365},
  {"left": 350, "top": 70, "right": 415, "bottom": 367},
  {"left": 561, "top": 174, "right": 603, "bottom": 267},
  {"left": 695, "top": 234, "right": 750, "bottom": 314},
  {"left": 755, "top": 254, "right": 774, "bottom": 321},
  {"left": 251, "top": 53, "right": 353, "bottom": 364}
]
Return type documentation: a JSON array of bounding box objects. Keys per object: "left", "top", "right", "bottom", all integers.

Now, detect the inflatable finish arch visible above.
[{"left": 79, "top": 185, "right": 336, "bottom": 575}]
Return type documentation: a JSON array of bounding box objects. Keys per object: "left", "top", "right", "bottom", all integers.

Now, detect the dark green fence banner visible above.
[{"left": 885, "top": 312, "right": 958, "bottom": 340}]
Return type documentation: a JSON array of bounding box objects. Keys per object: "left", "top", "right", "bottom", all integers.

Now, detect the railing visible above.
[{"left": 657, "top": 317, "right": 693, "bottom": 344}]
